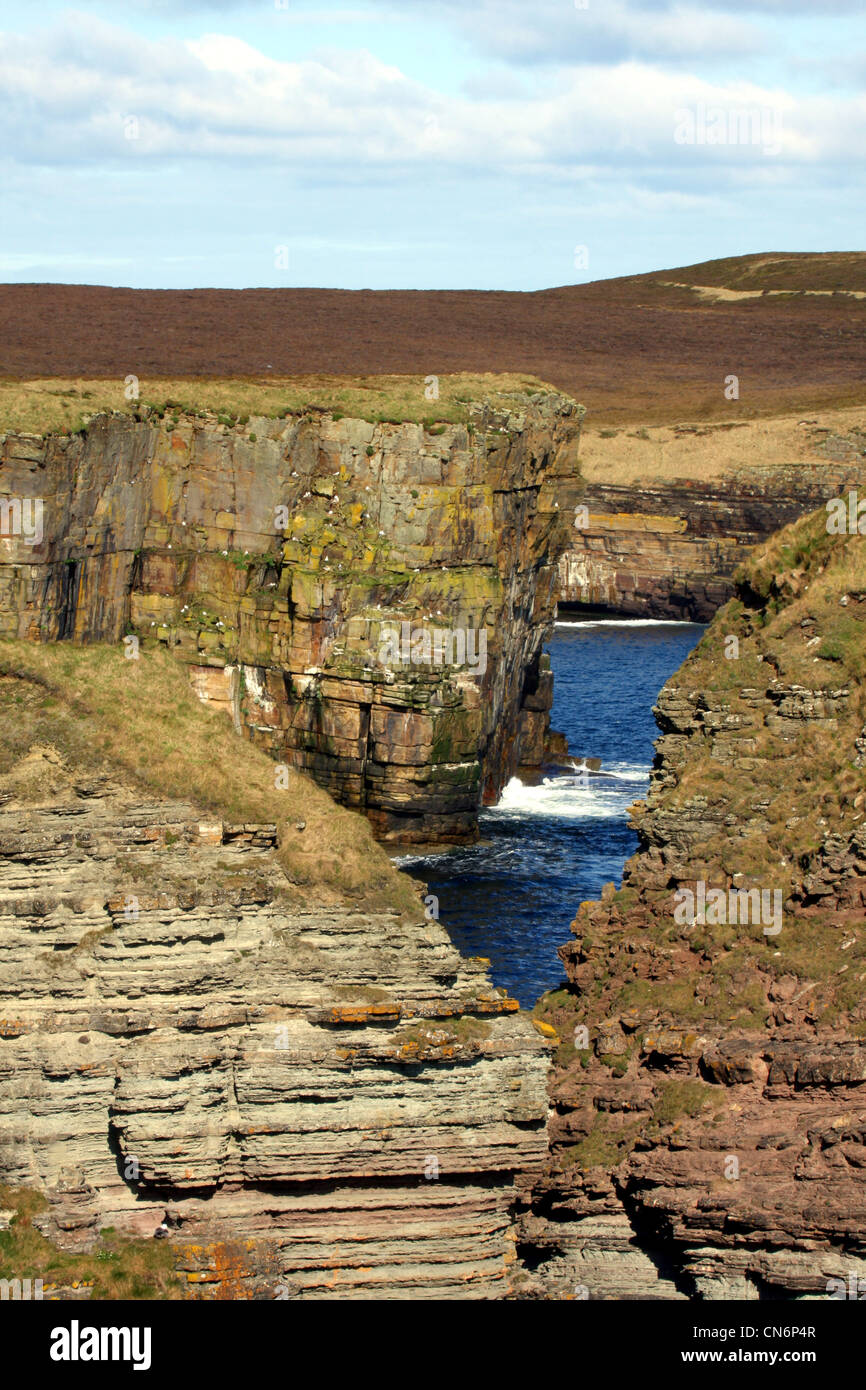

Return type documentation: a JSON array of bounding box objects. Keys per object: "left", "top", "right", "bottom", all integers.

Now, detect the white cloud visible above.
[
  {"left": 90, "top": 0, "right": 866, "bottom": 19},
  {"left": 416, "top": 0, "right": 766, "bottom": 67},
  {"left": 0, "top": 11, "right": 862, "bottom": 189},
  {"left": 0, "top": 252, "right": 134, "bottom": 271}
]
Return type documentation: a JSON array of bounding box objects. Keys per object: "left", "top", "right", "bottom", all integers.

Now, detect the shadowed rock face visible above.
[
  {"left": 0, "top": 394, "right": 582, "bottom": 842},
  {"left": 0, "top": 766, "right": 552, "bottom": 1298}
]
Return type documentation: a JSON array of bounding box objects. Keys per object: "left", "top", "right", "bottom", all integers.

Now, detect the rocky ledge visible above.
[
  {"left": 0, "top": 393, "right": 582, "bottom": 842},
  {"left": 0, "top": 715, "right": 552, "bottom": 1298},
  {"left": 558, "top": 450, "right": 864, "bottom": 621},
  {"left": 518, "top": 505, "right": 866, "bottom": 1299}
]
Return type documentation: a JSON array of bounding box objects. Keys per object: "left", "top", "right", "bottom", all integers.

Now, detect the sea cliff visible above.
[
  {"left": 0, "top": 643, "right": 552, "bottom": 1298},
  {"left": 557, "top": 413, "right": 866, "bottom": 620},
  {"left": 519, "top": 505, "right": 866, "bottom": 1298},
  {"left": 0, "top": 391, "right": 582, "bottom": 842}
]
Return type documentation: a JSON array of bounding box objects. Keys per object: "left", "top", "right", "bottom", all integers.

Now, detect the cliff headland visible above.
[{"left": 1, "top": 252, "right": 865, "bottom": 1298}]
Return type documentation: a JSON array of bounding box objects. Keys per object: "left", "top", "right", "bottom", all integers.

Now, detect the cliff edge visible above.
[
  {"left": 519, "top": 503, "right": 866, "bottom": 1299},
  {"left": 0, "top": 642, "right": 552, "bottom": 1298},
  {"left": 0, "top": 385, "right": 583, "bottom": 842}
]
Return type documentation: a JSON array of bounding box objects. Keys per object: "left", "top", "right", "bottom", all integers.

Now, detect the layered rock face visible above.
[
  {"left": 0, "top": 753, "right": 551, "bottom": 1298},
  {"left": 0, "top": 394, "right": 581, "bottom": 842},
  {"left": 518, "top": 508, "right": 866, "bottom": 1299},
  {"left": 558, "top": 462, "right": 862, "bottom": 621}
]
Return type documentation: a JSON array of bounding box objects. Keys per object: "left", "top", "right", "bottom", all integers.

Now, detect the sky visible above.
[{"left": 0, "top": 0, "right": 863, "bottom": 290}]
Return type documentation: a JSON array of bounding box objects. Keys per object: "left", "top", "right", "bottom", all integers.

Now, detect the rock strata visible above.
[
  {"left": 519, "top": 506, "right": 866, "bottom": 1299},
  {"left": 0, "top": 763, "right": 551, "bottom": 1298},
  {"left": 0, "top": 395, "right": 582, "bottom": 842},
  {"left": 558, "top": 463, "right": 863, "bottom": 620}
]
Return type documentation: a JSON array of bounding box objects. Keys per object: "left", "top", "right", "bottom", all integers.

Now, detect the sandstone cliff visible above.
[
  {"left": 0, "top": 391, "right": 582, "bottom": 843},
  {"left": 557, "top": 414, "right": 866, "bottom": 620},
  {"left": 0, "top": 644, "right": 551, "bottom": 1298},
  {"left": 519, "top": 505, "right": 866, "bottom": 1299}
]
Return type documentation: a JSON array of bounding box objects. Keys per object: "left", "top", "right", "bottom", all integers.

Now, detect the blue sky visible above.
[{"left": 0, "top": 0, "right": 863, "bottom": 289}]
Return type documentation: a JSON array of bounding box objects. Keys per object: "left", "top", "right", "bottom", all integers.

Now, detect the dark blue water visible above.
[{"left": 398, "top": 620, "right": 704, "bottom": 1007}]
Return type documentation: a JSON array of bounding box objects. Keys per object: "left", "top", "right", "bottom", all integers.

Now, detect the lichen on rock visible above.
[{"left": 0, "top": 391, "right": 583, "bottom": 842}]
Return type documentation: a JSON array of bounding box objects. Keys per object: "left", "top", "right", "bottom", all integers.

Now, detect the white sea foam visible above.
[
  {"left": 555, "top": 618, "right": 701, "bottom": 628},
  {"left": 392, "top": 766, "right": 650, "bottom": 856},
  {"left": 491, "top": 773, "right": 640, "bottom": 820},
  {"left": 604, "top": 762, "right": 652, "bottom": 781}
]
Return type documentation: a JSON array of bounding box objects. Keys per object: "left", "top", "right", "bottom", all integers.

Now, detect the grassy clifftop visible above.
[
  {"left": 667, "top": 501, "right": 865, "bottom": 892},
  {"left": 0, "top": 641, "right": 419, "bottom": 915},
  {"left": 576, "top": 405, "right": 866, "bottom": 486},
  {"left": 0, "top": 371, "right": 556, "bottom": 437}
]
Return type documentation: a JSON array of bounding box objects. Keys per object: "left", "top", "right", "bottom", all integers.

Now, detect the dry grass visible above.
[
  {"left": 0, "top": 371, "right": 556, "bottom": 437},
  {"left": 661, "top": 283, "right": 866, "bottom": 305},
  {"left": 653, "top": 252, "right": 866, "bottom": 295},
  {"left": 578, "top": 405, "right": 866, "bottom": 485},
  {"left": 0, "top": 640, "right": 420, "bottom": 915}
]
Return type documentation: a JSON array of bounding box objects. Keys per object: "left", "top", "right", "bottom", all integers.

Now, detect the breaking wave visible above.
[
  {"left": 492, "top": 770, "right": 647, "bottom": 821},
  {"left": 397, "top": 619, "right": 705, "bottom": 1005},
  {"left": 555, "top": 618, "right": 701, "bottom": 628}
]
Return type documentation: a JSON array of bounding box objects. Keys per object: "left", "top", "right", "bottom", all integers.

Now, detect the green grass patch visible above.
[
  {"left": 0, "top": 640, "right": 420, "bottom": 916},
  {"left": 0, "top": 372, "right": 564, "bottom": 436},
  {"left": 0, "top": 1186, "right": 182, "bottom": 1300}
]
